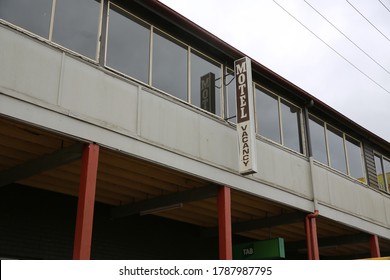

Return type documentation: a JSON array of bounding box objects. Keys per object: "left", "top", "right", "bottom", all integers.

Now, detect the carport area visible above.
[{"left": 1, "top": 116, "right": 389, "bottom": 259}]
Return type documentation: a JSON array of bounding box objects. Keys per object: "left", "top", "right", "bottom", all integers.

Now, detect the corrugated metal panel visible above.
[{"left": 364, "top": 142, "right": 379, "bottom": 189}]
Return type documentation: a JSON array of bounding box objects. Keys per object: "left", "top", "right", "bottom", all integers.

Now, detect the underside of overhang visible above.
[{"left": 0, "top": 115, "right": 389, "bottom": 259}]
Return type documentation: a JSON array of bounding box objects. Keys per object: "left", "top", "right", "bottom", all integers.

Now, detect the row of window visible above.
[
  {"left": 1, "top": 0, "right": 388, "bottom": 192},
  {"left": 309, "top": 116, "right": 366, "bottom": 182},
  {"left": 0, "top": 0, "right": 102, "bottom": 60}
]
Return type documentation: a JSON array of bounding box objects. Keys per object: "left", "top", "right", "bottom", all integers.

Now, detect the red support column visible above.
[
  {"left": 73, "top": 143, "right": 100, "bottom": 260},
  {"left": 310, "top": 216, "right": 320, "bottom": 260},
  {"left": 305, "top": 210, "right": 320, "bottom": 260},
  {"left": 218, "top": 185, "right": 232, "bottom": 260},
  {"left": 370, "top": 235, "right": 381, "bottom": 258},
  {"left": 305, "top": 217, "right": 313, "bottom": 260}
]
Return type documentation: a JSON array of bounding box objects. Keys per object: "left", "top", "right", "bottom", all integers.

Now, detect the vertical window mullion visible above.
[
  {"left": 149, "top": 25, "right": 154, "bottom": 86},
  {"left": 278, "top": 96, "right": 283, "bottom": 145},
  {"left": 324, "top": 123, "right": 331, "bottom": 166},
  {"left": 187, "top": 46, "right": 191, "bottom": 103},
  {"left": 48, "top": 0, "right": 57, "bottom": 41},
  {"left": 343, "top": 133, "right": 351, "bottom": 176},
  {"left": 95, "top": 0, "right": 104, "bottom": 62},
  {"left": 219, "top": 64, "right": 224, "bottom": 117}
]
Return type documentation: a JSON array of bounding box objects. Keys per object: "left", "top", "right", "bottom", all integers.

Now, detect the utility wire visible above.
[
  {"left": 378, "top": 0, "right": 390, "bottom": 14},
  {"left": 271, "top": 0, "right": 390, "bottom": 94},
  {"left": 304, "top": 0, "right": 390, "bottom": 75},
  {"left": 346, "top": 0, "right": 390, "bottom": 43}
]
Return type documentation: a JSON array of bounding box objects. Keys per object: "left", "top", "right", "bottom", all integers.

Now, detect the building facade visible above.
[{"left": 0, "top": 0, "right": 389, "bottom": 259}]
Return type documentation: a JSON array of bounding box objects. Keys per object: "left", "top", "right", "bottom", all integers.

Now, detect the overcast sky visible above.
[{"left": 159, "top": 0, "right": 390, "bottom": 142}]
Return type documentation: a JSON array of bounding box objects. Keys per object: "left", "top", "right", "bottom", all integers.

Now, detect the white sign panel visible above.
[{"left": 235, "top": 57, "right": 257, "bottom": 175}]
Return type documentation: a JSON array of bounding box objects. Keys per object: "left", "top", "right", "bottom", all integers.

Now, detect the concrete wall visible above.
[{"left": 0, "top": 25, "right": 389, "bottom": 238}]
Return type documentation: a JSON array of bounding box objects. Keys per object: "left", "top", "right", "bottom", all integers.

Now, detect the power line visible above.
[
  {"left": 346, "top": 0, "right": 390, "bottom": 43},
  {"left": 271, "top": 0, "right": 390, "bottom": 94},
  {"left": 304, "top": 0, "right": 390, "bottom": 75},
  {"left": 378, "top": 0, "right": 390, "bottom": 13}
]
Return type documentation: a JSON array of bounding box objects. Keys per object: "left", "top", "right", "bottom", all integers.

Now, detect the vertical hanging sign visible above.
[{"left": 235, "top": 57, "right": 257, "bottom": 175}]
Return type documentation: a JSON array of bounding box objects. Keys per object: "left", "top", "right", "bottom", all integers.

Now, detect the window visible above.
[
  {"left": 327, "top": 126, "right": 347, "bottom": 174},
  {"left": 281, "top": 100, "right": 303, "bottom": 153},
  {"left": 0, "top": 0, "right": 102, "bottom": 60},
  {"left": 375, "top": 154, "right": 390, "bottom": 192},
  {"left": 190, "top": 50, "right": 222, "bottom": 116},
  {"left": 309, "top": 114, "right": 366, "bottom": 182},
  {"left": 385, "top": 158, "right": 390, "bottom": 192},
  {"left": 255, "top": 87, "right": 303, "bottom": 153},
  {"left": 256, "top": 88, "right": 280, "bottom": 143},
  {"left": 308, "top": 115, "right": 328, "bottom": 165},
  {"left": 225, "top": 68, "right": 236, "bottom": 123},
  {"left": 0, "top": 0, "right": 52, "bottom": 38},
  {"left": 106, "top": 4, "right": 150, "bottom": 83},
  {"left": 152, "top": 30, "right": 188, "bottom": 101},
  {"left": 52, "top": 0, "right": 101, "bottom": 59},
  {"left": 345, "top": 136, "right": 365, "bottom": 183}
]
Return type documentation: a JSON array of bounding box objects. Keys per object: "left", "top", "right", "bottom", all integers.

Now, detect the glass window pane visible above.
[
  {"left": 152, "top": 31, "right": 187, "bottom": 101},
  {"left": 327, "top": 126, "right": 347, "bottom": 173},
  {"left": 256, "top": 88, "right": 280, "bottom": 143},
  {"left": 384, "top": 158, "right": 390, "bottom": 192},
  {"left": 226, "top": 68, "right": 236, "bottom": 123},
  {"left": 309, "top": 116, "right": 328, "bottom": 165},
  {"left": 346, "top": 137, "right": 365, "bottom": 182},
  {"left": 281, "top": 100, "right": 302, "bottom": 153},
  {"left": 106, "top": 5, "right": 150, "bottom": 83},
  {"left": 52, "top": 0, "right": 101, "bottom": 59},
  {"left": 190, "top": 51, "right": 221, "bottom": 116},
  {"left": 374, "top": 155, "right": 385, "bottom": 191},
  {"left": 0, "top": 0, "right": 52, "bottom": 38}
]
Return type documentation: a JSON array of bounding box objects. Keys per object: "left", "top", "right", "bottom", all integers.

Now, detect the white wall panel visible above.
[
  {"left": 0, "top": 27, "right": 61, "bottom": 105},
  {"left": 60, "top": 56, "right": 139, "bottom": 134},
  {"left": 314, "top": 164, "right": 388, "bottom": 226},
  {"left": 254, "top": 140, "right": 312, "bottom": 198}
]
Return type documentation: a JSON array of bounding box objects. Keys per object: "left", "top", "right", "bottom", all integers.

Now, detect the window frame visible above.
[
  {"left": 309, "top": 114, "right": 367, "bottom": 183},
  {"left": 374, "top": 153, "right": 390, "bottom": 193},
  {"left": 0, "top": 0, "right": 104, "bottom": 62},
  {"left": 254, "top": 84, "right": 305, "bottom": 155}
]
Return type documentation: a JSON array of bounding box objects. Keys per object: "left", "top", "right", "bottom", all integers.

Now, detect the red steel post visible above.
[
  {"left": 370, "top": 235, "right": 381, "bottom": 258},
  {"left": 218, "top": 185, "right": 232, "bottom": 260},
  {"left": 73, "top": 143, "right": 100, "bottom": 260},
  {"left": 305, "top": 216, "right": 313, "bottom": 260},
  {"left": 310, "top": 215, "right": 320, "bottom": 260},
  {"left": 305, "top": 210, "right": 320, "bottom": 260}
]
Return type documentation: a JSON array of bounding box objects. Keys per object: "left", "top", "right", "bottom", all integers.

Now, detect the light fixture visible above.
[{"left": 139, "top": 203, "right": 183, "bottom": 216}]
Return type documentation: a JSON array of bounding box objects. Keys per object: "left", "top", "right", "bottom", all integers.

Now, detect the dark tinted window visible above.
[
  {"left": 225, "top": 68, "right": 236, "bottom": 123},
  {"left": 106, "top": 5, "right": 150, "bottom": 83},
  {"left": 327, "top": 126, "right": 347, "bottom": 173},
  {"left": 256, "top": 88, "right": 280, "bottom": 143},
  {"left": 152, "top": 30, "right": 187, "bottom": 101},
  {"left": 281, "top": 100, "right": 302, "bottom": 153},
  {"left": 0, "top": 0, "right": 52, "bottom": 38},
  {"left": 190, "top": 51, "right": 221, "bottom": 116},
  {"left": 309, "top": 116, "right": 328, "bottom": 164},
  {"left": 52, "top": 0, "right": 101, "bottom": 59}
]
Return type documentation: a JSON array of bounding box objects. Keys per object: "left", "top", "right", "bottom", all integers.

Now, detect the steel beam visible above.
[
  {"left": 111, "top": 185, "right": 219, "bottom": 219},
  {"left": 203, "top": 211, "right": 305, "bottom": 237},
  {"left": 0, "top": 142, "right": 83, "bottom": 187}
]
